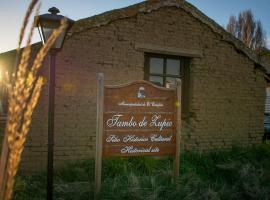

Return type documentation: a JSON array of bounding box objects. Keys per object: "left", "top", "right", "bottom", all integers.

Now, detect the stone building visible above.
[
  {"left": 0, "top": 0, "right": 267, "bottom": 172},
  {"left": 259, "top": 48, "right": 270, "bottom": 113}
]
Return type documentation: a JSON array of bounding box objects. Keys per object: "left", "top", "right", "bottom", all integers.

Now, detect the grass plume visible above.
[{"left": 0, "top": 0, "right": 68, "bottom": 199}]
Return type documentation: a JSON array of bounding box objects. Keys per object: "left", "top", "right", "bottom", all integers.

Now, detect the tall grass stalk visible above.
[{"left": 0, "top": 0, "right": 68, "bottom": 199}]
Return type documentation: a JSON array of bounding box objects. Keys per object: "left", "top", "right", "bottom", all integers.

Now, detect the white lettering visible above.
[
  {"left": 120, "top": 146, "right": 160, "bottom": 154},
  {"left": 146, "top": 102, "right": 163, "bottom": 107},
  {"left": 118, "top": 101, "right": 164, "bottom": 107},
  {"left": 138, "top": 117, "right": 147, "bottom": 127},
  {"left": 150, "top": 134, "right": 172, "bottom": 142},
  {"left": 123, "top": 135, "right": 148, "bottom": 143},
  {"left": 106, "top": 135, "right": 121, "bottom": 143},
  {"left": 106, "top": 114, "right": 137, "bottom": 128},
  {"left": 150, "top": 115, "right": 173, "bottom": 131}
]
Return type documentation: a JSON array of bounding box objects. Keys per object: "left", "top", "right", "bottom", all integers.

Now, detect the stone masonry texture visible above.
[{"left": 0, "top": 2, "right": 266, "bottom": 172}]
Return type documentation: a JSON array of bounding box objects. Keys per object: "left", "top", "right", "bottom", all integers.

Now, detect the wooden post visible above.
[
  {"left": 174, "top": 79, "right": 182, "bottom": 179},
  {"left": 94, "top": 73, "right": 104, "bottom": 199}
]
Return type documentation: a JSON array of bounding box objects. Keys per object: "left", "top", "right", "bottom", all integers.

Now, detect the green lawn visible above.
[{"left": 13, "top": 145, "right": 270, "bottom": 200}]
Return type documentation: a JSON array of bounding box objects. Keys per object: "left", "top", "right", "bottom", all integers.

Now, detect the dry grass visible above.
[{"left": 0, "top": 0, "right": 68, "bottom": 199}]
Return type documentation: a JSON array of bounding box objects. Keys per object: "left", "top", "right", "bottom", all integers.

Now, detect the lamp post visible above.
[{"left": 35, "top": 7, "right": 74, "bottom": 200}]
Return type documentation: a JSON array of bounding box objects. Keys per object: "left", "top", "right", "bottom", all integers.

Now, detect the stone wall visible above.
[{"left": 18, "top": 6, "right": 265, "bottom": 172}]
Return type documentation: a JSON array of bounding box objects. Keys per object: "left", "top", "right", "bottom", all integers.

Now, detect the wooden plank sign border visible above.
[{"left": 95, "top": 73, "right": 182, "bottom": 196}]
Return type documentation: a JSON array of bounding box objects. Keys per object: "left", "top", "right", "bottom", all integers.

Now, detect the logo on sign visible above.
[{"left": 138, "top": 87, "right": 145, "bottom": 98}]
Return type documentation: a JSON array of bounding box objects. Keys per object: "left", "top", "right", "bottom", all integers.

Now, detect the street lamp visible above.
[
  {"left": 35, "top": 7, "right": 74, "bottom": 49},
  {"left": 35, "top": 7, "right": 74, "bottom": 200}
]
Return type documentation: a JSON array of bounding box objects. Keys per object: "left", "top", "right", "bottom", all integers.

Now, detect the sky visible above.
[{"left": 0, "top": 0, "right": 269, "bottom": 53}]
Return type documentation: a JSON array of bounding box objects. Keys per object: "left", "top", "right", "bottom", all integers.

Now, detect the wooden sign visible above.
[
  {"left": 103, "top": 81, "right": 177, "bottom": 157},
  {"left": 95, "top": 73, "right": 182, "bottom": 196}
]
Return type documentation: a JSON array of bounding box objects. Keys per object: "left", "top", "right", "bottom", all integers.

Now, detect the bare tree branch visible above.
[{"left": 227, "top": 9, "right": 266, "bottom": 51}]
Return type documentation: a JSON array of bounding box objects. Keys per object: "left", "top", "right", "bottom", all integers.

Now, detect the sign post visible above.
[
  {"left": 174, "top": 79, "right": 181, "bottom": 179},
  {"left": 95, "top": 74, "right": 181, "bottom": 195},
  {"left": 95, "top": 73, "right": 104, "bottom": 198}
]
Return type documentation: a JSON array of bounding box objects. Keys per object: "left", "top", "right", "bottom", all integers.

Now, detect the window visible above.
[{"left": 144, "top": 53, "right": 190, "bottom": 116}]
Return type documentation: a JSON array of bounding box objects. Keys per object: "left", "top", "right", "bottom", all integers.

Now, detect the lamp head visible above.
[{"left": 35, "top": 7, "right": 74, "bottom": 50}]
